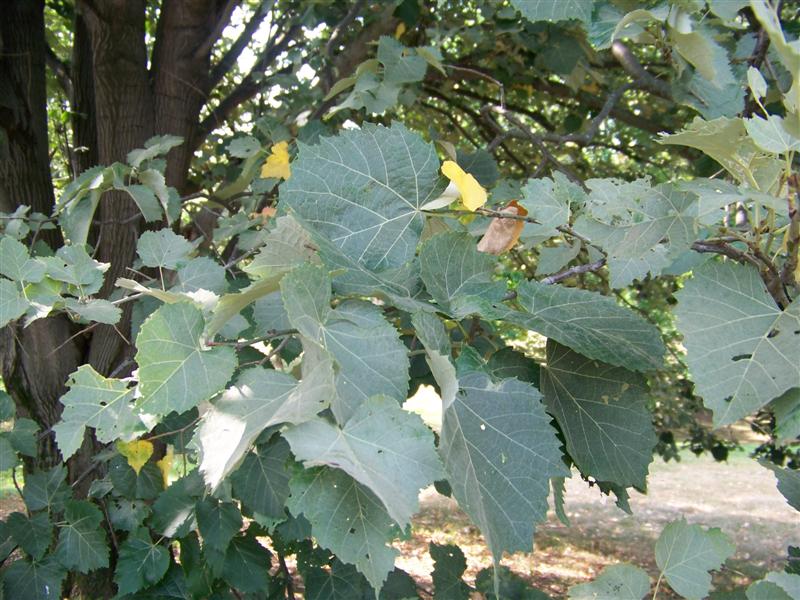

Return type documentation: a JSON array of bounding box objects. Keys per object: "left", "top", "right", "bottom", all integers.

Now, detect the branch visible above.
[
  {"left": 611, "top": 40, "right": 672, "bottom": 100},
  {"left": 193, "top": 0, "right": 243, "bottom": 61},
  {"left": 208, "top": 0, "right": 272, "bottom": 89},
  {"left": 540, "top": 84, "right": 632, "bottom": 145},
  {"left": 419, "top": 101, "right": 482, "bottom": 148},
  {"left": 196, "top": 24, "right": 300, "bottom": 146},
  {"left": 484, "top": 106, "right": 586, "bottom": 188},
  {"left": 692, "top": 239, "right": 790, "bottom": 306},
  {"left": 324, "top": 0, "right": 367, "bottom": 59},
  {"left": 780, "top": 189, "right": 799, "bottom": 288},
  {"left": 541, "top": 259, "right": 607, "bottom": 285},
  {"left": 45, "top": 43, "right": 73, "bottom": 99}
]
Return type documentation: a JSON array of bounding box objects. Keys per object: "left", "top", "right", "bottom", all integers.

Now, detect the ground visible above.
[{"left": 394, "top": 449, "right": 798, "bottom": 598}]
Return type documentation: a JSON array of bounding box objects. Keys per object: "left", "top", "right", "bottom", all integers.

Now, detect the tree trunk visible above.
[
  {"left": 0, "top": 0, "right": 60, "bottom": 249},
  {"left": 152, "top": 0, "right": 219, "bottom": 192},
  {"left": 80, "top": 0, "right": 155, "bottom": 377},
  {"left": 71, "top": 8, "right": 98, "bottom": 176},
  {"left": 0, "top": 0, "right": 82, "bottom": 473}
]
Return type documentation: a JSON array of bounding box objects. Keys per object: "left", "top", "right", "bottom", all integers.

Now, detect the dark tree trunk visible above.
[
  {"left": 80, "top": 0, "right": 155, "bottom": 377},
  {"left": 0, "top": 0, "right": 82, "bottom": 473},
  {"left": 71, "top": 8, "right": 99, "bottom": 176},
  {"left": 152, "top": 0, "right": 219, "bottom": 192},
  {"left": 0, "top": 0, "right": 60, "bottom": 249}
]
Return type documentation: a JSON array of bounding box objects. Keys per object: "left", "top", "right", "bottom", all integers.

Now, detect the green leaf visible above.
[
  {"left": 0, "top": 434, "right": 17, "bottom": 471},
  {"left": 136, "top": 302, "right": 237, "bottom": 416},
  {"left": 231, "top": 437, "right": 293, "bottom": 522},
  {"left": 175, "top": 257, "right": 226, "bottom": 293},
  {"left": 430, "top": 543, "right": 472, "bottom": 600},
  {"left": 744, "top": 115, "right": 800, "bottom": 153},
  {"left": 289, "top": 466, "right": 399, "bottom": 592},
  {"left": 280, "top": 264, "right": 332, "bottom": 342},
  {"left": 222, "top": 534, "right": 272, "bottom": 593},
  {"left": 541, "top": 342, "right": 656, "bottom": 488},
  {"left": 419, "top": 232, "right": 505, "bottom": 318},
  {"left": 671, "top": 29, "right": 735, "bottom": 88},
  {"left": 23, "top": 466, "right": 70, "bottom": 513},
  {"left": 300, "top": 219, "right": 429, "bottom": 313},
  {"left": 772, "top": 388, "right": 800, "bottom": 443},
  {"left": 0, "top": 520, "right": 16, "bottom": 562},
  {"left": 228, "top": 135, "right": 262, "bottom": 159},
  {"left": 507, "top": 280, "right": 665, "bottom": 372},
  {"left": 55, "top": 499, "right": 109, "bottom": 573},
  {"left": 53, "top": 365, "right": 141, "bottom": 460},
  {"left": 7, "top": 512, "right": 52, "bottom": 560},
  {"left": 115, "top": 528, "right": 170, "bottom": 595},
  {"left": 195, "top": 498, "right": 242, "bottom": 553},
  {"left": 0, "top": 390, "right": 14, "bottom": 421},
  {"left": 137, "top": 229, "right": 193, "bottom": 270},
  {"left": 761, "top": 462, "right": 800, "bottom": 512},
  {"left": 303, "top": 559, "right": 372, "bottom": 600},
  {"left": 762, "top": 572, "right": 800, "bottom": 598},
  {"left": 108, "top": 456, "right": 163, "bottom": 500},
  {"left": 660, "top": 117, "right": 783, "bottom": 188},
  {"left": 284, "top": 395, "right": 443, "bottom": 527},
  {"left": 3, "top": 557, "right": 66, "bottom": 600},
  {"left": 282, "top": 122, "right": 441, "bottom": 271},
  {"left": 474, "top": 564, "right": 551, "bottom": 599},
  {"left": 0, "top": 236, "right": 45, "bottom": 282},
  {"left": 150, "top": 471, "right": 205, "bottom": 538},
  {"left": 412, "top": 311, "right": 457, "bottom": 409},
  {"left": 655, "top": 519, "right": 734, "bottom": 600},
  {"left": 378, "top": 37, "right": 427, "bottom": 84},
  {"left": 518, "top": 173, "right": 580, "bottom": 240},
  {"left": 747, "top": 580, "right": 793, "bottom": 600},
  {"left": 121, "top": 184, "right": 163, "bottom": 222},
  {"left": 575, "top": 182, "right": 699, "bottom": 285},
  {"left": 439, "top": 372, "right": 568, "bottom": 559},
  {"left": 243, "top": 215, "right": 318, "bottom": 280},
  {"left": 138, "top": 168, "right": 172, "bottom": 222},
  {"left": 207, "top": 274, "right": 284, "bottom": 338},
  {"left": 0, "top": 278, "right": 29, "bottom": 328},
  {"left": 456, "top": 148, "right": 499, "bottom": 188},
  {"left": 510, "top": 0, "right": 593, "bottom": 24},
  {"left": 44, "top": 245, "right": 108, "bottom": 294},
  {"left": 108, "top": 498, "right": 151, "bottom": 532},
  {"left": 9, "top": 418, "right": 38, "bottom": 457},
  {"left": 126, "top": 134, "right": 183, "bottom": 169},
  {"left": 308, "top": 299, "right": 410, "bottom": 423},
  {"left": 536, "top": 240, "right": 582, "bottom": 277},
  {"left": 568, "top": 564, "right": 650, "bottom": 599},
  {"left": 197, "top": 362, "right": 333, "bottom": 490},
  {"left": 709, "top": 0, "right": 747, "bottom": 20},
  {"left": 675, "top": 261, "right": 800, "bottom": 426},
  {"left": 62, "top": 298, "right": 121, "bottom": 324}
]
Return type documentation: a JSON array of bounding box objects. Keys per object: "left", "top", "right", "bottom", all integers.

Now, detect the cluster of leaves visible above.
[{"left": 1, "top": 1, "right": 799, "bottom": 599}]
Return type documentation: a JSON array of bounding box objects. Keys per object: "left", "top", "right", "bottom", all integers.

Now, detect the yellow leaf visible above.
[
  {"left": 395, "top": 22, "right": 407, "bottom": 39},
  {"left": 117, "top": 439, "right": 154, "bottom": 475},
  {"left": 441, "top": 160, "right": 487, "bottom": 211},
  {"left": 156, "top": 446, "right": 174, "bottom": 488},
  {"left": 477, "top": 201, "right": 527, "bottom": 255},
  {"left": 260, "top": 141, "right": 291, "bottom": 180}
]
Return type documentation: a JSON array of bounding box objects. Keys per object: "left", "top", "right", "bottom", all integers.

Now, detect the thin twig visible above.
[
  {"left": 540, "top": 259, "right": 606, "bottom": 285},
  {"left": 207, "top": 328, "right": 298, "bottom": 349},
  {"left": 278, "top": 551, "right": 295, "bottom": 599}
]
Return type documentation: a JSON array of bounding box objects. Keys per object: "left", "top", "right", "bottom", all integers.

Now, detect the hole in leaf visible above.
[
  {"left": 767, "top": 329, "right": 780, "bottom": 338},
  {"left": 731, "top": 354, "right": 752, "bottom": 362},
  {"left": 349, "top": 528, "right": 356, "bottom": 534}
]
